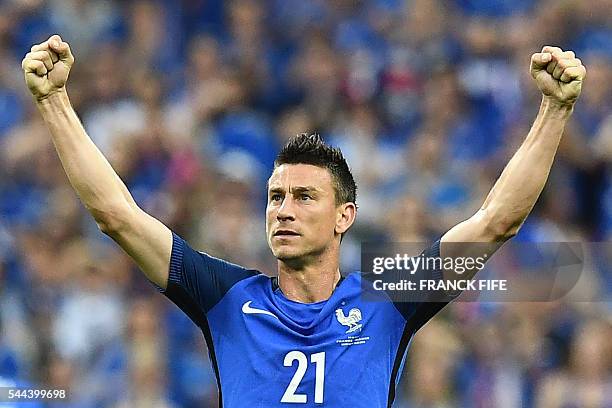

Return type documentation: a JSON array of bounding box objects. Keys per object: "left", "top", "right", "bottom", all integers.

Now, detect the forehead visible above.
[{"left": 268, "top": 164, "right": 334, "bottom": 191}]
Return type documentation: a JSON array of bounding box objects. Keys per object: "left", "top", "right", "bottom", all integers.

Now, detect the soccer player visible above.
[{"left": 21, "top": 34, "right": 585, "bottom": 407}]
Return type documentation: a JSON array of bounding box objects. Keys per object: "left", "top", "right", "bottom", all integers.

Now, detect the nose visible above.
[{"left": 276, "top": 195, "right": 296, "bottom": 222}]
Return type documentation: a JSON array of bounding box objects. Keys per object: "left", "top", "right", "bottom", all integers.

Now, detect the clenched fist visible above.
[
  {"left": 530, "top": 46, "right": 586, "bottom": 107},
  {"left": 22, "top": 34, "right": 74, "bottom": 101}
]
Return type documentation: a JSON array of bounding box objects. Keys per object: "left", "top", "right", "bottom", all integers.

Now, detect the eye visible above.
[
  {"left": 299, "top": 194, "right": 312, "bottom": 201},
  {"left": 270, "top": 194, "right": 282, "bottom": 202}
]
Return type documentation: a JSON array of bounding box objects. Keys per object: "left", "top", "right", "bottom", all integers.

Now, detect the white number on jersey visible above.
[{"left": 281, "top": 351, "right": 325, "bottom": 404}]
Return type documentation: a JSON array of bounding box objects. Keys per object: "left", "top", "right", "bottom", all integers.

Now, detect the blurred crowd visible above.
[{"left": 0, "top": 0, "right": 610, "bottom": 407}]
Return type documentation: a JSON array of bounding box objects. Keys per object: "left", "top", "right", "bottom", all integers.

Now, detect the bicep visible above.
[
  {"left": 441, "top": 209, "right": 505, "bottom": 280},
  {"left": 397, "top": 212, "right": 508, "bottom": 331},
  {"left": 102, "top": 205, "right": 258, "bottom": 321},
  {"left": 442, "top": 208, "right": 496, "bottom": 243},
  {"left": 106, "top": 206, "right": 173, "bottom": 289}
]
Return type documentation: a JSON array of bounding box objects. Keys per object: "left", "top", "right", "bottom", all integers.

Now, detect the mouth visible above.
[{"left": 273, "top": 230, "right": 300, "bottom": 237}]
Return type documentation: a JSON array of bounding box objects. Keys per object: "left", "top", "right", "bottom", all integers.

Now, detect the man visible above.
[{"left": 21, "top": 34, "right": 585, "bottom": 407}]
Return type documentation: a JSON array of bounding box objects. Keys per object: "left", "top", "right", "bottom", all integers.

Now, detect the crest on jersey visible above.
[{"left": 335, "top": 307, "right": 363, "bottom": 333}]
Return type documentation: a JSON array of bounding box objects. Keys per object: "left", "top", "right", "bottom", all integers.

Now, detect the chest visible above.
[{"left": 205, "top": 285, "right": 407, "bottom": 407}]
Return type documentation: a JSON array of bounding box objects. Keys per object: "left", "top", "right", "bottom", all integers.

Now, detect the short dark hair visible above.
[{"left": 274, "top": 133, "right": 357, "bottom": 207}]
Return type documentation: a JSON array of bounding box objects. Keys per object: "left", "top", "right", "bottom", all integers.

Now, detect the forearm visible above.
[
  {"left": 481, "top": 96, "right": 573, "bottom": 236},
  {"left": 440, "top": 46, "right": 585, "bottom": 283},
  {"left": 36, "top": 89, "right": 136, "bottom": 228}
]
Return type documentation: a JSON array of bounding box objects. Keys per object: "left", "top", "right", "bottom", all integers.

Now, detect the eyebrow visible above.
[{"left": 268, "top": 186, "right": 321, "bottom": 194}]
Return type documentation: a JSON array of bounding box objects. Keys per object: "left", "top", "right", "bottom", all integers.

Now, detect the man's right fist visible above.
[{"left": 22, "top": 35, "right": 74, "bottom": 101}]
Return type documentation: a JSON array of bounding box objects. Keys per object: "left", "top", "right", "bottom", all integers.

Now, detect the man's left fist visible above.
[{"left": 530, "top": 46, "right": 586, "bottom": 107}]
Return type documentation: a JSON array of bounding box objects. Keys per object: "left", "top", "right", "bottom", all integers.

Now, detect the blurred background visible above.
[{"left": 0, "top": 0, "right": 610, "bottom": 407}]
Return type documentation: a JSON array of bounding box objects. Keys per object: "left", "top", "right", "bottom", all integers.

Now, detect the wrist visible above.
[
  {"left": 35, "top": 87, "right": 68, "bottom": 105},
  {"left": 541, "top": 95, "right": 574, "bottom": 117},
  {"left": 35, "top": 88, "right": 71, "bottom": 116}
]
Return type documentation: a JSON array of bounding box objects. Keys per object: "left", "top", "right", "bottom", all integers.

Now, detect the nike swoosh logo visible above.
[{"left": 242, "top": 301, "right": 278, "bottom": 319}]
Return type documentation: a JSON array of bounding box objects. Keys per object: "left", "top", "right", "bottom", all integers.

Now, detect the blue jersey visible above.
[{"left": 159, "top": 233, "right": 450, "bottom": 407}]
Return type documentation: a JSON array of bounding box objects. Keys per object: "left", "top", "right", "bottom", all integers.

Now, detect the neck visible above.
[{"left": 277, "top": 248, "right": 341, "bottom": 303}]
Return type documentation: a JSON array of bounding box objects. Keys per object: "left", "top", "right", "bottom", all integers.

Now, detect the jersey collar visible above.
[{"left": 271, "top": 274, "right": 346, "bottom": 294}]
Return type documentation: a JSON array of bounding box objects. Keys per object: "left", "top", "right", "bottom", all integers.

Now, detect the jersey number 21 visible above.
[{"left": 281, "top": 351, "right": 325, "bottom": 404}]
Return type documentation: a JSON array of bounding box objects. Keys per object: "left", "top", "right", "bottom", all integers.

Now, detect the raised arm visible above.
[
  {"left": 22, "top": 35, "right": 172, "bottom": 289},
  {"left": 440, "top": 46, "right": 586, "bottom": 278}
]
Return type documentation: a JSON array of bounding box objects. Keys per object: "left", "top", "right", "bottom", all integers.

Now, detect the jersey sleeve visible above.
[
  {"left": 390, "top": 240, "right": 456, "bottom": 333},
  {"left": 156, "top": 232, "right": 258, "bottom": 327}
]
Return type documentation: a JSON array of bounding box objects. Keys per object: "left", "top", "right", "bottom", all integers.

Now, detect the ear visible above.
[{"left": 335, "top": 202, "right": 357, "bottom": 235}]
